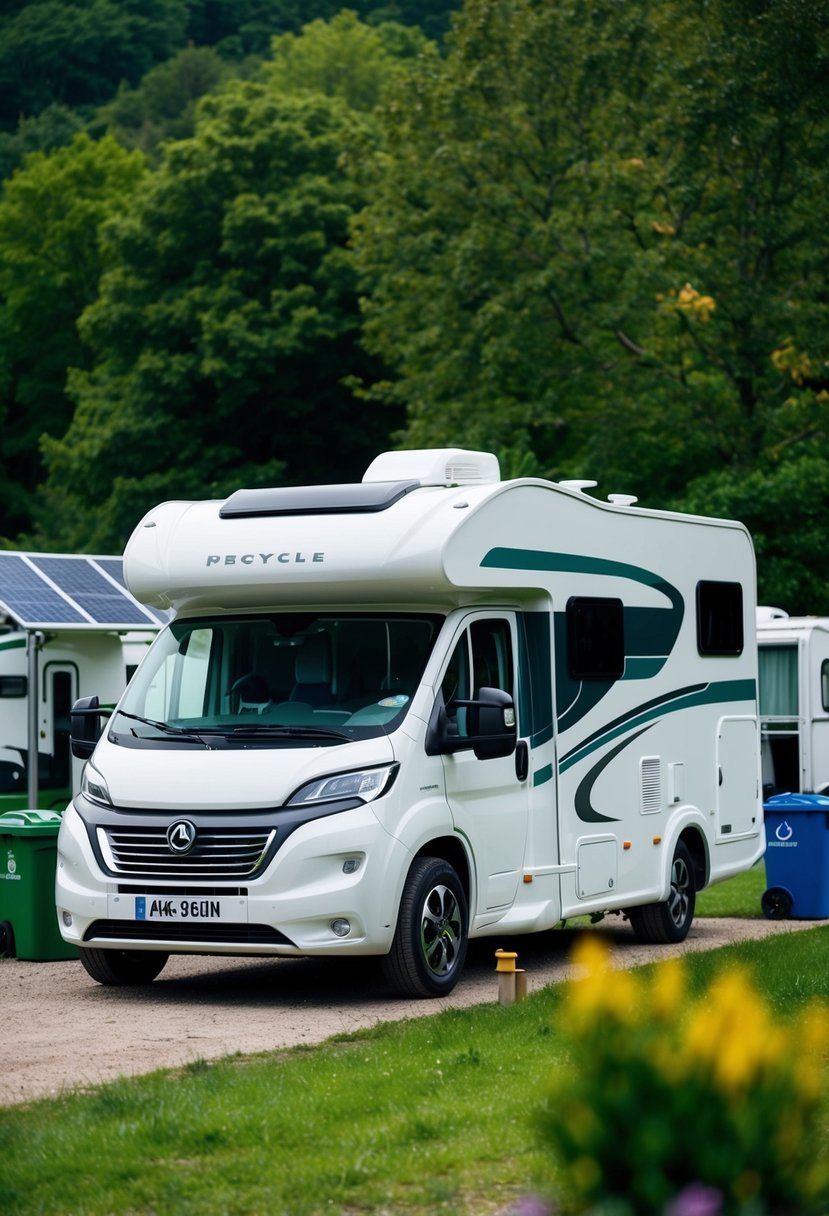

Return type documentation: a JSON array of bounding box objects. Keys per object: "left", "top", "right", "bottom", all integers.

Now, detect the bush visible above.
[{"left": 538, "top": 936, "right": 829, "bottom": 1216}]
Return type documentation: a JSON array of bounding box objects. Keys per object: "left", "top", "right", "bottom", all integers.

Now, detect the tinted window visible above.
[
  {"left": 697, "top": 581, "right": 744, "bottom": 655},
  {"left": 0, "top": 675, "right": 26, "bottom": 698},
  {"left": 567, "top": 597, "right": 624, "bottom": 680}
]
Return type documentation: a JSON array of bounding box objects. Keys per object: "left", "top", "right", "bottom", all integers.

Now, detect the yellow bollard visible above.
[{"left": 495, "top": 949, "right": 518, "bottom": 1005}]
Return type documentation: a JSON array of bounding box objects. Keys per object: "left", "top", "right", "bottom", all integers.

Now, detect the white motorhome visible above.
[
  {"left": 56, "top": 450, "right": 764, "bottom": 996},
  {"left": 0, "top": 553, "right": 163, "bottom": 814},
  {"left": 756, "top": 607, "right": 829, "bottom": 797}
]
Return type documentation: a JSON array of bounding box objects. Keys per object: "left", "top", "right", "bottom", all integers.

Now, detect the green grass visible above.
[
  {"left": 695, "top": 859, "right": 767, "bottom": 917},
  {"left": 1, "top": 926, "right": 827, "bottom": 1216}
]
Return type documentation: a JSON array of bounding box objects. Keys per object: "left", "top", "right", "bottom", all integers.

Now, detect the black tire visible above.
[
  {"left": 382, "top": 856, "right": 469, "bottom": 998},
  {"left": 628, "top": 840, "right": 696, "bottom": 944},
  {"left": 761, "top": 886, "right": 793, "bottom": 920},
  {"left": 0, "top": 920, "right": 15, "bottom": 958},
  {"left": 79, "top": 947, "right": 169, "bottom": 986}
]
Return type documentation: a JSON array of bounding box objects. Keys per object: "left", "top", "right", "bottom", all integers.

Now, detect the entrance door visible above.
[
  {"left": 438, "top": 614, "right": 529, "bottom": 914},
  {"left": 42, "top": 664, "right": 76, "bottom": 805}
]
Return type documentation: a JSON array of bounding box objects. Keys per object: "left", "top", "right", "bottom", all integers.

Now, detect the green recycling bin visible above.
[{"left": 0, "top": 809, "right": 78, "bottom": 960}]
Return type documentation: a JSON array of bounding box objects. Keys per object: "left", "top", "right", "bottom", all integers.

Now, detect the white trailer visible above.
[
  {"left": 56, "top": 450, "right": 764, "bottom": 996},
  {"left": 0, "top": 553, "right": 163, "bottom": 813},
  {"left": 757, "top": 607, "right": 829, "bottom": 797}
]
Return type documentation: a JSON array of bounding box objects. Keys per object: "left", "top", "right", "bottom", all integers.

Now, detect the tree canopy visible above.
[
  {"left": 33, "top": 83, "right": 398, "bottom": 550},
  {"left": 350, "top": 0, "right": 829, "bottom": 608},
  {"left": 0, "top": 131, "right": 145, "bottom": 539}
]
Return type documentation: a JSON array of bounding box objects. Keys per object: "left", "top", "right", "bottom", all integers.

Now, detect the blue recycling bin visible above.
[{"left": 762, "top": 793, "right": 829, "bottom": 919}]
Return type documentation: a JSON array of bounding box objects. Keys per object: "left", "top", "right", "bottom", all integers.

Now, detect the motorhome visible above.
[
  {"left": 0, "top": 553, "right": 163, "bottom": 814},
  {"left": 56, "top": 450, "right": 764, "bottom": 997},
  {"left": 756, "top": 607, "right": 829, "bottom": 797}
]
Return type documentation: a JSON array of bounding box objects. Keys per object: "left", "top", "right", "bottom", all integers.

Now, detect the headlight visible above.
[
  {"left": 288, "top": 763, "right": 398, "bottom": 807},
  {"left": 81, "top": 762, "right": 112, "bottom": 807}
]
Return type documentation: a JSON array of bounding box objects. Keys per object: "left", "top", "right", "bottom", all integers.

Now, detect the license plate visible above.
[{"left": 135, "top": 895, "right": 224, "bottom": 921}]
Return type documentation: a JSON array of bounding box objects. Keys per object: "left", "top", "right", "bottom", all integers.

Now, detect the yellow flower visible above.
[
  {"left": 650, "top": 957, "right": 685, "bottom": 1020},
  {"left": 566, "top": 935, "right": 641, "bottom": 1026}
]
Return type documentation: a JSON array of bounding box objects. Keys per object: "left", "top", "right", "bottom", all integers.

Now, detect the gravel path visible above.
[{"left": 1, "top": 916, "right": 824, "bottom": 1107}]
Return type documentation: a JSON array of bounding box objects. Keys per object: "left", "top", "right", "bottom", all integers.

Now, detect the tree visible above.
[
  {"left": 352, "top": 0, "right": 665, "bottom": 479},
  {"left": 35, "top": 84, "right": 398, "bottom": 551},
  {"left": 264, "top": 9, "right": 428, "bottom": 112},
  {"left": 0, "top": 1, "right": 189, "bottom": 127},
  {"left": 96, "top": 46, "right": 228, "bottom": 158},
  {"left": 0, "top": 132, "right": 146, "bottom": 539},
  {"left": 352, "top": 0, "right": 829, "bottom": 506}
]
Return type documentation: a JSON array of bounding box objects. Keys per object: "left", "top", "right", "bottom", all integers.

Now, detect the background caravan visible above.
[
  {"left": 0, "top": 552, "right": 164, "bottom": 814},
  {"left": 757, "top": 607, "right": 829, "bottom": 797},
  {"left": 56, "top": 450, "right": 764, "bottom": 997}
]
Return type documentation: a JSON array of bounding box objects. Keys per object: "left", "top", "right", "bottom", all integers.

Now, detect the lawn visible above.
[
  {"left": 0, "top": 925, "right": 826, "bottom": 1216},
  {"left": 695, "top": 858, "right": 767, "bottom": 917}
]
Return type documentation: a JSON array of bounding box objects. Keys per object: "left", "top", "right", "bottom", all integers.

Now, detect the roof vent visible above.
[
  {"left": 757, "top": 606, "right": 789, "bottom": 622},
  {"left": 608, "top": 493, "right": 638, "bottom": 507},
  {"left": 363, "top": 448, "right": 500, "bottom": 487},
  {"left": 559, "top": 479, "right": 597, "bottom": 494}
]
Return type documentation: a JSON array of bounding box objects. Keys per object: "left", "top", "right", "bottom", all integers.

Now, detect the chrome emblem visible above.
[{"left": 167, "top": 820, "right": 197, "bottom": 854}]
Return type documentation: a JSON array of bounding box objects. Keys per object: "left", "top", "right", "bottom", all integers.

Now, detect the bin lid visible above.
[
  {"left": 0, "top": 808, "right": 63, "bottom": 834},
  {"left": 764, "top": 793, "right": 829, "bottom": 812}
]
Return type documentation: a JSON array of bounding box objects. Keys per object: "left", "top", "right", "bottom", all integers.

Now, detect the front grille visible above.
[
  {"left": 85, "top": 919, "right": 294, "bottom": 946},
  {"left": 97, "top": 825, "right": 276, "bottom": 879}
]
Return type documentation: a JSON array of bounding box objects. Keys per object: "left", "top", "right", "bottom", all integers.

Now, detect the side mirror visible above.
[
  {"left": 468, "top": 687, "right": 517, "bottom": 760},
  {"left": 70, "top": 695, "right": 105, "bottom": 760},
  {"left": 425, "top": 686, "right": 517, "bottom": 759}
]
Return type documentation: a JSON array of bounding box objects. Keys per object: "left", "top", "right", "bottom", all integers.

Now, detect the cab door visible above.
[{"left": 437, "top": 613, "right": 529, "bottom": 914}]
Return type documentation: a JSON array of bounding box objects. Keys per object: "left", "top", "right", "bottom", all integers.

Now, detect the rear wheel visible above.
[
  {"left": 382, "top": 856, "right": 468, "bottom": 998},
  {"left": 79, "top": 947, "right": 169, "bottom": 986},
  {"left": 628, "top": 840, "right": 696, "bottom": 944}
]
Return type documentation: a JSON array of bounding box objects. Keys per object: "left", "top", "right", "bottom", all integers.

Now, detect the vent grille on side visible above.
[{"left": 640, "top": 756, "right": 662, "bottom": 814}]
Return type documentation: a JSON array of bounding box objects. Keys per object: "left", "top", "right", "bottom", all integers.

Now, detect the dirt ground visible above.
[{"left": 1, "top": 915, "right": 824, "bottom": 1108}]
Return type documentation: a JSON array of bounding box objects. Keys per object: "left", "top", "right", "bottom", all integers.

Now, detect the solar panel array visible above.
[{"left": 0, "top": 553, "right": 167, "bottom": 630}]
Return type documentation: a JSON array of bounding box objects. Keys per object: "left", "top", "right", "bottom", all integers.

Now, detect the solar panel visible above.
[{"left": 0, "top": 552, "right": 162, "bottom": 631}]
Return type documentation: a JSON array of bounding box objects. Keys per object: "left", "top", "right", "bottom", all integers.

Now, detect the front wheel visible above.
[
  {"left": 382, "top": 856, "right": 469, "bottom": 998},
  {"left": 628, "top": 840, "right": 696, "bottom": 944},
  {"left": 79, "top": 947, "right": 169, "bottom": 986}
]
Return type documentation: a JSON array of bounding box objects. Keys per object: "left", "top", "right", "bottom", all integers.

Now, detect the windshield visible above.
[{"left": 111, "top": 612, "right": 443, "bottom": 748}]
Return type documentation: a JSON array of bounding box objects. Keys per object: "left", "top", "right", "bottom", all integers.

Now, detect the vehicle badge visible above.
[{"left": 167, "top": 819, "right": 197, "bottom": 854}]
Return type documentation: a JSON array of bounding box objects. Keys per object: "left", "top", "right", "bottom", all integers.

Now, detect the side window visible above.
[
  {"left": 0, "top": 675, "right": 26, "bottom": 697},
  {"left": 441, "top": 619, "right": 514, "bottom": 737},
  {"left": 567, "top": 597, "right": 624, "bottom": 680},
  {"left": 822, "top": 660, "right": 829, "bottom": 713},
  {"left": 697, "top": 581, "right": 744, "bottom": 656},
  {"left": 442, "top": 634, "right": 471, "bottom": 706},
  {"left": 470, "top": 619, "right": 514, "bottom": 695}
]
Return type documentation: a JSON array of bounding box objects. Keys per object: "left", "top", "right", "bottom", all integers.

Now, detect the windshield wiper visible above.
[
  {"left": 115, "top": 710, "right": 211, "bottom": 746},
  {"left": 216, "top": 724, "right": 352, "bottom": 742}
]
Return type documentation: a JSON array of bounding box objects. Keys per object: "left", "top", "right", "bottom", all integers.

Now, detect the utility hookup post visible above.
[{"left": 495, "top": 948, "right": 527, "bottom": 1004}]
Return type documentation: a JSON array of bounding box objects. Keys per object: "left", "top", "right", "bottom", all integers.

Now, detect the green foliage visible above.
[
  {"left": 264, "top": 9, "right": 430, "bottom": 112},
  {"left": 0, "top": 1, "right": 189, "bottom": 126},
  {"left": 539, "top": 936, "right": 829, "bottom": 1215},
  {"left": 95, "top": 46, "right": 229, "bottom": 157},
  {"left": 352, "top": 0, "right": 829, "bottom": 529},
  {"left": 34, "top": 84, "right": 399, "bottom": 551},
  {"left": 0, "top": 132, "right": 145, "bottom": 540}
]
